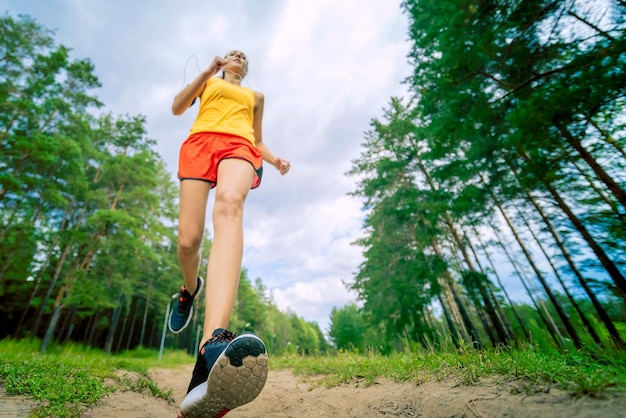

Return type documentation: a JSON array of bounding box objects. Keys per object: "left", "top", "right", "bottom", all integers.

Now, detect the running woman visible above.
[{"left": 169, "top": 50, "right": 290, "bottom": 417}]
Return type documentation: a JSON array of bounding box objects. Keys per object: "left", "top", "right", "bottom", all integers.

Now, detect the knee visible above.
[
  {"left": 213, "top": 192, "right": 245, "bottom": 221},
  {"left": 178, "top": 233, "right": 202, "bottom": 256}
]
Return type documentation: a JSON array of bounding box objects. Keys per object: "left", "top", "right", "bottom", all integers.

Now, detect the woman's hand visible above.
[
  {"left": 274, "top": 158, "right": 291, "bottom": 175},
  {"left": 208, "top": 56, "right": 228, "bottom": 75}
]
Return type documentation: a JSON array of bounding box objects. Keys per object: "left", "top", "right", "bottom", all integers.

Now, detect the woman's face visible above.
[{"left": 224, "top": 50, "right": 248, "bottom": 77}]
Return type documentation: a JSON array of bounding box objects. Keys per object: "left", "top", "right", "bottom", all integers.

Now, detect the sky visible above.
[{"left": 4, "top": 0, "right": 414, "bottom": 332}]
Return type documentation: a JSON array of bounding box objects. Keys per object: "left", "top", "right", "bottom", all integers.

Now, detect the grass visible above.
[
  {"left": 0, "top": 339, "right": 193, "bottom": 418},
  {"left": 272, "top": 346, "right": 626, "bottom": 397},
  {"left": 1, "top": 339, "right": 625, "bottom": 417}
]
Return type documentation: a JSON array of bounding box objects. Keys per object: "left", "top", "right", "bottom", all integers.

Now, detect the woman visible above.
[{"left": 169, "top": 50, "right": 290, "bottom": 417}]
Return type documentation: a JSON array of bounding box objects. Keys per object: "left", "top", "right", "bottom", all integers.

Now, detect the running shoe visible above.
[
  {"left": 178, "top": 328, "right": 269, "bottom": 418},
  {"left": 169, "top": 276, "right": 204, "bottom": 333}
]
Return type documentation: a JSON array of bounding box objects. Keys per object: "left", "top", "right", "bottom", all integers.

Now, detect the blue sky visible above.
[{"left": 4, "top": 0, "right": 414, "bottom": 331}]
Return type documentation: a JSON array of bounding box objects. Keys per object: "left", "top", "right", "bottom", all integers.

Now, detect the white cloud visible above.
[{"left": 271, "top": 276, "right": 359, "bottom": 332}]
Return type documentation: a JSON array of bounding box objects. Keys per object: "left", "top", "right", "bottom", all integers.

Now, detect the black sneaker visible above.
[
  {"left": 179, "top": 328, "right": 269, "bottom": 418},
  {"left": 169, "top": 276, "right": 204, "bottom": 333}
]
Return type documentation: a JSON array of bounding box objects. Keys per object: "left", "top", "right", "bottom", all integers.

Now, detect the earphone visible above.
[{"left": 179, "top": 54, "right": 201, "bottom": 91}]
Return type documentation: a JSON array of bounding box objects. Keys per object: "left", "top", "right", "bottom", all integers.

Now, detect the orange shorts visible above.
[{"left": 178, "top": 132, "right": 263, "bottom": 189}]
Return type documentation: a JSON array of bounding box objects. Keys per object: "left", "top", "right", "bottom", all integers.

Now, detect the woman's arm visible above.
[
  {"left": 253, "top": 91, "right": 290, "bottom": 175},
  {"left": 171, "top": 56, "right": 228, "bottom": 115}
]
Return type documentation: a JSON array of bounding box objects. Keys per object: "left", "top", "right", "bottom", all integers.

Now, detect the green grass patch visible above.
[
  {"left": 0, "top": 338, "right": 193, "bottom": 418},
  {"left": 272, "top": 347, "right": 626, "bottom": 396}
]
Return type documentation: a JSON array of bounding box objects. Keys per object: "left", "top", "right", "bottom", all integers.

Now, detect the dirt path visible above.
[{"left": 76, "top": 365, "right": 626, "bottom": 418}]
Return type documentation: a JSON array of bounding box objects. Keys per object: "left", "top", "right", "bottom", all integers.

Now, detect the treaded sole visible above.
[{"left": 180, "top": 334, "right": 269, "bottom": 418}]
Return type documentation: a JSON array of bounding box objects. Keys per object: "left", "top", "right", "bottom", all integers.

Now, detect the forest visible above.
[{"left": 2, "top": 0, "right": 626, "bottom": 358}]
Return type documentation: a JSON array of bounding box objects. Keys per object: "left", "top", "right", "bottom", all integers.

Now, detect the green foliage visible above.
[
  {"left": 349, "top": 101, "right": 447, "bottom": 345},
  {"left": 329, "top": 304, "right": 366, "bottom": 351},
  {"left": 0, "top": 12, "right": 182, "bottom": 354},
  {"left": 348, "top": 0, "right": 626, "bottom": 354}
]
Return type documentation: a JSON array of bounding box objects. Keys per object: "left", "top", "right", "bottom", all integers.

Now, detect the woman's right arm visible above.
[{"left": 171, "top": 56, "right": 228, "bottom": 115}]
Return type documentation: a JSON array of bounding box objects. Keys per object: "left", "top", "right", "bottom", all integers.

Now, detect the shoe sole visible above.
[
  {"left": 168, "top": 278, "right": 205, "bottom": 334},
  {"left": 179, "top": 334, "right": 269, "bottom": 418}
]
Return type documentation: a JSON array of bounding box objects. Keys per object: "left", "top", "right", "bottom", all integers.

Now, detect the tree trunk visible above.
[
  {"left": 513, "top": 202, "right": 604, "bottom": 347},
  {"left": 139, "top": 291, "right": 151, "bottom": 347},
  {"left": 437, "top": 291, "right": 461, "bottom": 348},
  {"left": 470, "top": 223, "right": 530, "bottom": 343},
  {"left": 14, "top": 258, "right": 50, "bottom": 337},
  {"left": 541, "top": 168, "right": 626, "bottom": 302},
  {"left": 465, "top": 284, "right": 497, "bottom": 346},
  {"left": 416, "top": 160, "right": 486, "bottom": 349},
  {"left": 489, "top": 220, "right": 566, "bottom": 350},
  {"left": 464, "top": 230, "right": 515, "bottom": 345},
  {"left": 63, "top": 307, "right": 76, "bottom": 342},
  {"left": 439, "top": 276, "right": 470, "bottom": 342},
  {"left": 486, "top": 282, "right": 517, "bottom": 342},
  {"left": 570, "top": 158, "right": 621, "bottom": 217},
  {"left": 125, "top": 303, "right": 138, "bottom": 350},
  {"left": 493, "top": 198, "right": 583, "bottom": 348},
  {"left": 40, "top": 284, "right": 68, "bottom": 352},
  {"left": 41, "top": 304, "right": 63, "bottom": 353},
  {"left": 105, "top": 295, "right": 124, "bottom": 354},
  {"left": 433, "top": 242, "right": 479, "bottom": 348},
  {"left": 585, "top": 115, "right": 626, "bottom": 159},
  {"left": 116, "top": 303, "right": 131, "bottom": 353},
  {"left": 515, "top": 142, "right": 626, "bottom": 303},
  {"left": 446, "top": 272, "right": 482, "bottom": 349},
  {"left": 32, "top": 243, "right": 73, "bottom": 337},
  {"left": 522, "top": 188, "right": 626, "bottom": 349},
  {"left": 86, "top": 309, "right": 101, "bottom": 346}
]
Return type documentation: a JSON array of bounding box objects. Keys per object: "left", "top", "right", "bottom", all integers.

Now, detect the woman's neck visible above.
[{"left": 223, "top": 70, "right": 243, "bottom": 86}]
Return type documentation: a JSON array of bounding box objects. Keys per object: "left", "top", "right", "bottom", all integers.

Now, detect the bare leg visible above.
[
  {"left": 202, "top": 158, "right": 254, "bottom": 344},
  {"left": 179, "top": 161, "right": 269, "bottom": 414},
  {"left": 178, "top": 179, "right": 211, "bottom": 294}
]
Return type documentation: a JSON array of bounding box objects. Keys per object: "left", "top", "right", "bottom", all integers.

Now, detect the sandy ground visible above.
[
  {"left": 3, "top": 365, "right": 626, "bottom": 417},
  {"left": 85, "top": 365, "right": 626, "bottom": 418}
]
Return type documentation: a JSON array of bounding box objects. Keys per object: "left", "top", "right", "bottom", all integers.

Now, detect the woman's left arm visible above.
[{"left": 253, "top": 91, "right": 290, "bottom": 175}]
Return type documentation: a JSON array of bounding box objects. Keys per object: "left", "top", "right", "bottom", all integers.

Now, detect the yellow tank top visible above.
[{"left": 189, "top": 77, "right": 256, "bottom": 144}]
